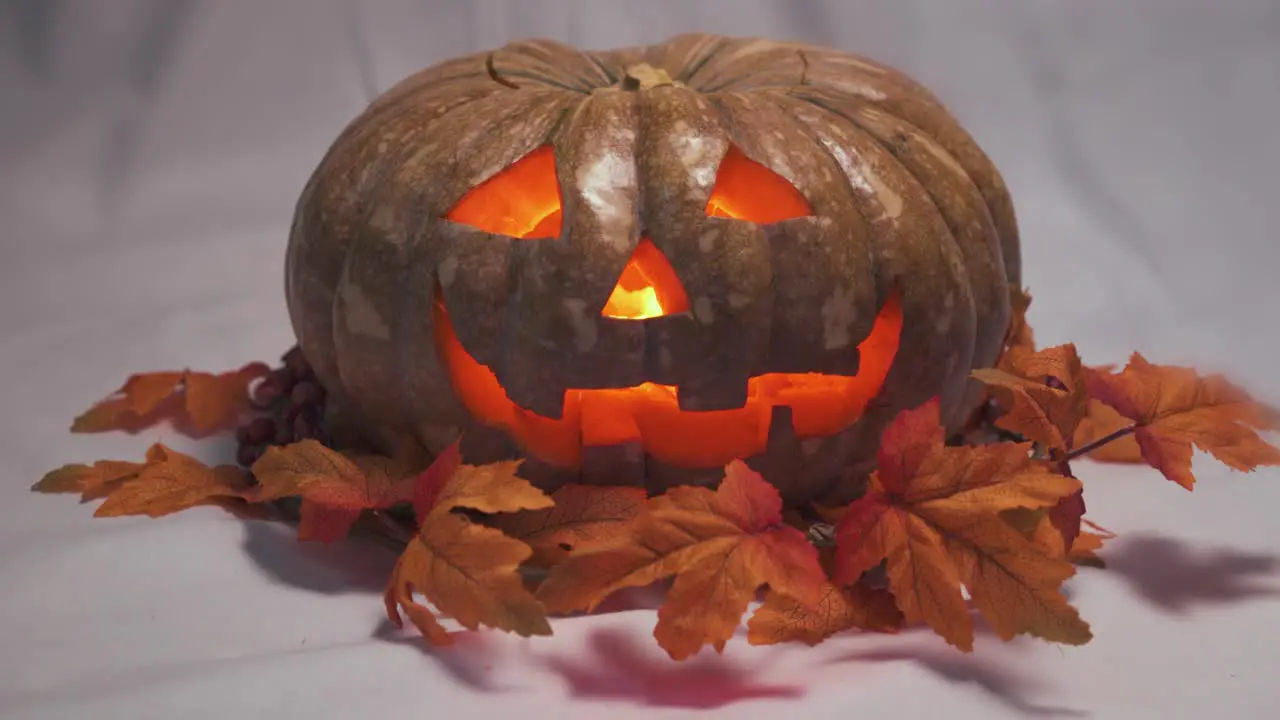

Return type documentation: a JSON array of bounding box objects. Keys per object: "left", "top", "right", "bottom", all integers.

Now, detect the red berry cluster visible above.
[{"left": 234, "top": 347, "right": 329, "bottom": 468}]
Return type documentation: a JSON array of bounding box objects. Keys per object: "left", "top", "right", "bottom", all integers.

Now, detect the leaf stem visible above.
[{"left": 1064, "top": 424, "right": 1138, "bottom": 462}]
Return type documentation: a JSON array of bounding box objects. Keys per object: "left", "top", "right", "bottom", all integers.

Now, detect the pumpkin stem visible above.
[{"left": 620, "top": 63, "right": 677, "bottom": 91}]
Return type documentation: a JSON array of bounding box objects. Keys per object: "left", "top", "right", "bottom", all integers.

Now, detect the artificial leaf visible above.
[
  {"left": 995, "top": 286, "right": 1035, "bottom": 373},
  {"left": 39, "top": 443, "right": 251, "bottom": 517},
  {"left": 72, "top": 364, "right": 270, "bottom": 436},
  {"left": 1031, "top": 515, "right": 1114, "bottom": 567},
  {"left": 537, "top": 461, "right": 826, "bottom": 660},
  {"left": 1047, "top": 489, "right": 1086, "bottom": 552},
  {"left": 1085, "top": 353, "right": 1280, "bottom": 489},
  {"left": 1073, "top": 400, "right": 1143, "bottom": 463},
  {"left": 250, "top": 439, "right": 421, "bottom": 542},
  {"left": 489, "top": 484, "right": 647, "bottom": 566},
  {"left": 973, "top": 344, "right": 1089, "bottom": 455},
  {"left": 834, "top": 398, "right": 1090, "bottom": 651},
  {"left": 747, "top": 582, "right": 903, "bottom": 647},
  {"left": 1067, "top": 532, "right": 1108, "bottom": 567},
  {"left": 33, "top": 448, "right": 160, "bottom": 502},
  {"left": 384, "top": 447, "right": 554, "bottom": 645}
]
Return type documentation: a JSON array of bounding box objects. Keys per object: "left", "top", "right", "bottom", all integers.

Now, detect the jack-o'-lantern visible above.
[{"left": 285, "top": 34, "right": 1021, "bottom": 506}]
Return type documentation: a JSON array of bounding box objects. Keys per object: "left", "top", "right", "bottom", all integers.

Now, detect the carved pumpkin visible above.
[{"left": 285, "top": 34, "right": 1021, "bottom": 506}]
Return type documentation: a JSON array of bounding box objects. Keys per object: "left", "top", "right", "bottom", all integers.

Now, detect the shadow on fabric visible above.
[
  {"left": 239, "top": 519, "right": 398, "bottom": 594},
  {"left": 529, "top": 626, "right": 804, "bottom": 709},
  {"left": 1098, "top": 532, "right": 1280, "bottom": 614}
]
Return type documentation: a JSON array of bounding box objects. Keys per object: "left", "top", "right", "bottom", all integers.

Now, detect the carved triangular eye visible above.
[
  {"left": 705, "top": 144, "right": 812, "bottom": 223},
  {"left": 445, "top": 145, "right": 563, "bottom": 238}
]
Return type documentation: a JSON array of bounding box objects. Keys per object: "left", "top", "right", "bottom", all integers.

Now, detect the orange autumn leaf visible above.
[
  {"left": 384, "top": 446, "right": 555, "bottom": 645},
  {"left": 1074, "top": 400, "right": 1143, "bottom": 463},
  {"left": 488, "top": 484, "right": 647, "bottom": 566},
  {"left": 537, "top": 461, "right": 826, "bottom": 660},
  {"left": 72, "top": 364, "right": 270, "bottom": 437},
  {"left": 1067, "top": 530, "right": 1111, "bottom": 568},
  {"left": 834, "top": 398, "right": 1091, "bottom": 651},
  {"left": 250, "top": 439, "right": 423, "bottom": 542},
  {"left": 1084, "top": 353, "right": 1280, "bottom": 489},
  {"left": 94, "top": 446, "right": 252, "bottom": 518},
  {"left": 1028, "top": 514, "right": 1114, "bottom": 568},
  {"left": 995, "top": 286, "right": 1035, "bottom": 373},
  {"left": 974, "top": 344, "right": 1089, "bottom": 456},
  {"left": 32, "top": 446, "right": 163, "bottom": 502},
  {"left": 35, "top": 444, "right": 251, "bottom": 517},
  {"left": 747, "top": 582, "right": 903, "bottom": 647}
]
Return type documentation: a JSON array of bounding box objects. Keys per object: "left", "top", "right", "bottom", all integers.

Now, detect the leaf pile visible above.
[{"left": 31, "top": 287, "right": 1280, "bottom": 660}]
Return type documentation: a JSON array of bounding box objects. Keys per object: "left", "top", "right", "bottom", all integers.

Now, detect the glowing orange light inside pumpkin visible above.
[
  {"left": 437, "top": 143, "right": 902, "bottom": 469},
  {"left": 601, "top": 238, "right": 690, "bottom": 319},
  {"left": 446, "top": 144, "right": 564, "bottom": 238},
  {"left": 705, "top": 144, "right": 813, "bottom": 223}
]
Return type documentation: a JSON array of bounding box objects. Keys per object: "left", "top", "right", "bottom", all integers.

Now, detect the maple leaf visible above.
[
  {"left": 834, "top": 398, "right": 1091, "bottom": 651},
  {"left": 33, "top": 447, "right": 160, "bottom": 502},
  {"left": 1047, "top": 489, "right": 1086, "bottom": 552},
  {"left": 1024, "top": 513, "right": 1114, "bottom": 568},
  {"left": 1084, "top": 353, "right": 1280, "bottom": 489},
  {"left": 488, "top": 484, "right": 647, "bottom": 567},
  {"left": 1073, "top": 400, "right": 1143, "bottom": 463},
  {"left": 94, "top": 446, "right": 252, "bottom": 517},
  {"left": 747, "top": 580, "right": 903, "bottom": 647},
  {"left": 1067, "top": 522, "right": 1116, "bottom": 568},
  {"left": 384, "top": 445, "right": 555, "bottom": 645},
  {"left": 973, "top": 343, "right": 1089, "bottom": 456},
  {"left": 37, "top": 444, "right": 250, "bottom": 517},
  {"left": 72, "top": 364, "right": 270, "bottom": 437},
  {"left": 995, "top": 286, "right": 1035, "bottom": 373},
  {"left": 537, "top": 461, "right": 826, "bottom": 660},
  {"left": 250, "top": 439, "right": 423, "bottom": 542}
]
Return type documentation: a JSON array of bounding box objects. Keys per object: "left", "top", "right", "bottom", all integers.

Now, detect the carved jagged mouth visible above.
[
  {"left": 433, "top": 140, "right": 903, "bottom": 468},
  {"left": 431, "top": 286, "right": 903, "bottom": 470}
]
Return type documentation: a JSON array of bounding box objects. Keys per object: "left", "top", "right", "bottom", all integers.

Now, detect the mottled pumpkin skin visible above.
[{"left": 285, "top": 34, "right": 1021, "bottom": 506}]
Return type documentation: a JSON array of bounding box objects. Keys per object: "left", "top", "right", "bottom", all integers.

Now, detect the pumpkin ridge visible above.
[
  {"left": 836, "top": 105, "right": 1010, "bottom": 383},
  {"left": 357, "top": 75, "right": 497, "bottom": 137},
  {"left": 770, "top": 54, "right": 1020, "bottom": 286},
  {"left": 583, "top": 51, "right": 620, "bottom": 85},
  {"left": 779, "top": 90, "right": 979, "bottom": 425},
  {"left": 762, "top": 91, "right": 890, "bottom": 297},
  {"left": 490, "top": 39, "right": 620, "bottom": 93},
  {"left": 665, "top": 35, "right": 733, "bottom": 88},
  {"left": 808, "top": 88, "right": 1020, "bottom": 288},
  {"left": 385, "top": 95, "right": 568, "bottom": 428},
  {"left": 329, "top": 90, "right": 573, "bottom": 426},
  {"left": 364, "top": 53, "right": 491, "bottom": 113},
  {"left": 288, "top": 83, "right": 503, "bottom": 395},
  {"left": 784, "top": 88, "right": 1004, "bottom": 370},
  {"left": 692, "top": 38, "right": 810, "bottom": 93},
  {"left": 491, "top": 89, "right": 646, "bottom": 416},
  {"left": 754, "top": 91, "right": 885, "bottom": 370}
]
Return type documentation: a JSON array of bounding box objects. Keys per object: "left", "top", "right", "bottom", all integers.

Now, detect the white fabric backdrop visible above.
[{"left": 2, "top": 1, "right": 1278, "bottom": 718}]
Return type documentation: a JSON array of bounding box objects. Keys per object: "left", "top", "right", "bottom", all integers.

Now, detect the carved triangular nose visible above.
[{"left": 601, "top": 237, "right": 690, "bottom": 320}]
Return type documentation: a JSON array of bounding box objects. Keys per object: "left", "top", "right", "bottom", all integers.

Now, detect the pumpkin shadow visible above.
[
  {"left": 530, "top": 626, "right": 804, "bottom": 709},
  {"left": 1098, "top": 532, "right": 1280, "bottom": 614},
  {"left": 371, "top": 620, "right": 514, "bottom": 693},
  {"left": 239, "top": 519, "right": 397, "bottom": 594}
]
